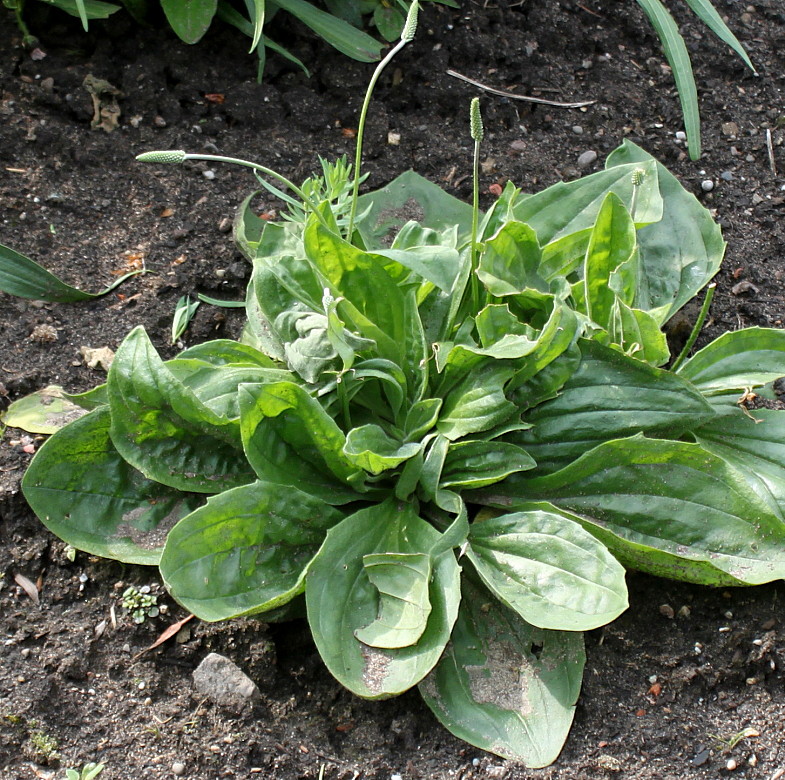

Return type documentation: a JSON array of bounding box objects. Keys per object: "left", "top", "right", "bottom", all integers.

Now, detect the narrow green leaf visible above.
[
  {"left": 159, "top": 480, "right": 343, "bottom": 621},
  {"left": 635, "top": 0, "right": 701, "bottom": 159},
  {"left": 306, "top": 499, "right": 461, "bottom": 698},
  {"left": 420, "top": 579, "right": 585, "bottom": 767},
  {"left": 22, "top": 408, "right": 201, "bottom": 565},
  {"left": 171, "top": 295, "right": 201, "bottom": 344},
  {"left": 683, "top": 0, "right": 755, "bottom": 72},
  {"left": 274, "top": 0, "right": 384, "bottom": 61},
  {"left": 676, "top": 327, "right": 785, "bottom": 393},
  {"left": 107, "top": 327, "right": 253, "bottom": 493},
  {"left": 582, "top": 193, "right": 636, "bottom": 328},
  {"left": 0, "top": 241, "right": 141, "bottom": 302},
  {"left": 467, "top": 510, "right": 628, "bottom": 631},
  {"left": 354, "top": 552, "right": 432, "bottom": 648},
  {"left": 515, "top": 339, "right": 714, "bottom": 472},
  {"left": 41, "top": 0, "right": 119, "bottom": 20},
  {"left": 494, "top": 436, "right": 785, "bottom": 585},
  {"left": 250, "top": 0, "right": 265, "bottom": 51},
  {"left": 1, "top": 385, "right": 86, "bottom": 434}
]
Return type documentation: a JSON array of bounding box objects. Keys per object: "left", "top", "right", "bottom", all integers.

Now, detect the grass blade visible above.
[
  {"left": 683, "top": 0, "right": 755, "bottom": 72},
  {"left": 635, "top": 0, "right": 701, "bottom": 160}
]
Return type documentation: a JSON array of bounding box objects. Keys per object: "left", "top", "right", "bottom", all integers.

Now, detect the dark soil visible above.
[{"left": 2, "top": 1, "right": 785, "bottom": 778}]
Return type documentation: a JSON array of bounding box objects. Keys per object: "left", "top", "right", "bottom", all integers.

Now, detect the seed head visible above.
[
  {"left": 470, "top": 98, "right": 484, "bottom": 143},
  {"left": 136, "top": 150, "right": 187, "bottom": 165},
  {"left": 401, "top": 1, "right": 419, "bottom": 43}
]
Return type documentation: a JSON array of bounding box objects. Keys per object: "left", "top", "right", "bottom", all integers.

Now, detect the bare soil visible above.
[{"left": 2, "top": 2, "right": 785, "bottom": 778}]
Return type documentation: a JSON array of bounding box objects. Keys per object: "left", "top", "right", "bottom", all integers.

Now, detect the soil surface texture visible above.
[{"left": 2, "top": 1, "right": 785, "bottom": 778}]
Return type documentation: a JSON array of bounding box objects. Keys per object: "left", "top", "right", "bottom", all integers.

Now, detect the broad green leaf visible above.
[
  {"left": 107, "top": 327, "right": 253, "bottom": 493},
  {"left": 1, "top": 385, "right": 86, "bottom": 434},
  {"left": 404, "top": 398, "right": 442, "bottom": 440},
  {"left": 683, "top": 0, "right": 755, "bottom": 72},
  {"left": 274, "top": 0, "right": 384, "bottom": 61},
  {"left": 305, "top": 219, "right": 405, "bottom": 367},
  {"left": 306, "top": 499, "right": 461, "bottom": 698},
  {"left": 344, "top": 425, "right": 422, "bottom": 475},
  {"left": 507, "top": 303, "right": 582, "bottom": 400},
  {"left": 354, "top": 552, "right": 432, "bottom": 648},
  {"left": 166, "top": 360, "right": 292, "bottom": 420},
  {"left": 239, "top": 382, "right": 364, "bottom": 503},
  {"left": 159, "top": 480, "right": 343, "bottom": 621},
  {"left": 676, "top": 327, "right": 785, "bottom": 393},
  {"left": 420, "top": 580, "right": 585, "bottom": 767},
  {"left": 612, "top": 300, "right": 670, "bottom": 366},
  {"left": 539, "top": 227, "right": 592, "bottom": 280},
  {"left": 495, "top": 435, "right": 785, "bottom": 585},
  {"left": 438, "top": 364, "right": 517, "bottom": 441},
  {"left": 373, "top": 244, "right": 462, "bottom": 293},
  {"left": 176, "top": 339, "right": 278, "bottom": 368},
  {"left": 160, "top": 0, "right": 217, "bottom": 43},
  {"left": 696, "top": 408, "right": 785, "bottom": 514},
  {"left": 582, "top": 193, "right": 636, "bottom": 328},
  {"left": 22, "top": 408, "right": 201, "bottom": 565},
  {"left": 477, "top": 221, "right": 547, "bottom": 298},
  {"left": 40, "top": 0, "right": 119, "bottom": 20},
  {"left": 356, "top": 170, "right": 475, "bottom": 246},
  {"left": 606, "top": 141, "right": 725, "bottom": 318},
  {"left": 515, "top": 340, "right": 714, "bottom": 472},
  {"left": 441, "top": 440, "right": 535, "bottom": 489},
  {"left": 373, "top": 3, "right": 404, "bottom": 40},
  {"left": 0, "top": 241, "right": 140, "bottom": 302},
  {"left": 508, "top": 343, "right": 581, "bottom": 412},
  {"left": 635, "top": 0, "right": 700, "bottom": 159},
  {"left": 467, "top": 510, "right": 628, "bottom": 631},
  {"left": 512, "top": 159, "right": 662, "bottom": 242}
]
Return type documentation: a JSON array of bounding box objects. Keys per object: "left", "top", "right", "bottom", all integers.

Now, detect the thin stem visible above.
[
  {"left": 670, "top": 283, "right": 716, "bottom": 372},
  {"left": 346, "top": 38, "right": 409, "bottom": 240},
  {"left": 470, "top": 136, "right": 481, "bottom": 312},
  {"left": 182, "top": 153, "right": 331, "bottom": 231}
]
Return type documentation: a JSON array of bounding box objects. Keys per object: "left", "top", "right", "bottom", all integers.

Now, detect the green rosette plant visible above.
[{"left": 15, "top": 12, "right": 785, "bottom": 766}]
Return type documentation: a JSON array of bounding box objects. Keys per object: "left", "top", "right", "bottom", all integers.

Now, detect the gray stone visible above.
[
  {"left": 701, "top": 179, "right": 715, "bottom": 192},
  {"left": 577, "top": 150, "right": 598, "bottom": 168},
  {"left": 192, "top": 652, "right": 261, "bottom": 713}
]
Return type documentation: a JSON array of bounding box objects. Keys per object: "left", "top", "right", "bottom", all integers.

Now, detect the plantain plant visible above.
[{"left": 8, "top": 5, "right": 785, "bottom": 766}]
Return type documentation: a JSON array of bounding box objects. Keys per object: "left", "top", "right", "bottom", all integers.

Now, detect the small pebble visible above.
[
  {"left": 217, "top": 217, "right": 232, "bottom": 233},
  {"left": 20, "top": 648, "right": 31, "bottom": 659},
  {"left": 726, "top": 758, "right": 738, "bottom": 771},
  {"left": 172, "top": 761, "right": 186, "bottom": 776},
  {"left": 701, "top": 180, "right": 714, "bottom": 192},
  {"left": 577, "top": 150, "right": 598, "bottom": 168},
  {"left": 203, "top": 170, "right": 216, "bottom": 180},
  {"left": 675, "top": 130, "right": 687, "bottom": 141},
  {"left": 390, "top": 775, "right": 403, "bottom": 780},
  {"left": 648, "top": 674, "right": 658, "bottom": 684},
  {"left": 659, "top": 604, "right": 675, "bottom": 619},
  {"left": 510, "top": 139, "right": 526, "bottom": 152},
  {"left": 472, "top": 758, "right": 481, "bottom": 767},
  {"left": 572, "top": 125, "right": 584, "bottom": 135},
  {"left": 154, "top": 115, "right": 167, "bottom": 128},
  {"left": 720, "top": 171, "right": 734, "bottom": 181}
]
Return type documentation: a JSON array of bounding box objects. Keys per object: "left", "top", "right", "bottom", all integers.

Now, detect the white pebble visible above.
[
  {"left": 472, "top": 758, "right": 481, "bottom": 767},
  {"left": 172, "top": 761, "right": 186, "bottom": 776},
  {"left": 203, "top": 169, "right": 216, "bottom": 180},
  {"left": 701, "top": 180, "right": 714, "bottom": 192},
  {"left": 577, "top": 150, "right": 598, "bottom": 168},
  {"left": 726, "top": 758, "right": 737, "bottom": 771},
  {"left": 391, "top": 775, "right": 403, "bottom": 780},
  {"left": 675, "top": 130, "right": 687, "bottom": 141},
  {"left": 648, "top": 675, "right": 658, "bottom": 684}
]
